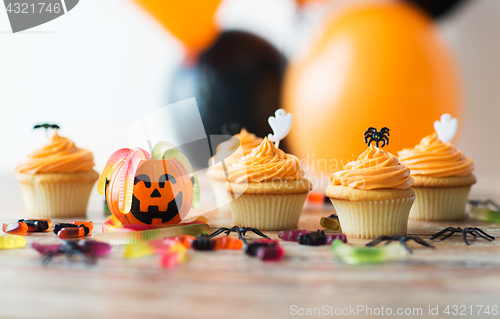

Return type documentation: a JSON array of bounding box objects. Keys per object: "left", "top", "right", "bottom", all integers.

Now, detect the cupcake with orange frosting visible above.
[
  {"left": 225, "top": 137, "right": 312, "bottom": 230},
  {"left": 15, "top": 130, "right": 99, "bottom": 218},
  {"left": 207, "top": 129, "right": 263, "bottom": 217},
  {"left": 325, "top": 134, "right": 415, "bottom": 238},
  {"left": 398, "top": 133, "right": 475, "bottom": 221}
]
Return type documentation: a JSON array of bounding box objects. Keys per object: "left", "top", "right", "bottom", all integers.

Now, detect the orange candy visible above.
[
  {"left": 214, "top": 236, "right": 244, "bottom": 250},
  {"left": 3, "top": 222, "right": 28, "bottom": 235}
]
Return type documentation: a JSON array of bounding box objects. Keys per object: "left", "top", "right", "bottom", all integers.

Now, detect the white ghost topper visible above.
[
  {"left": 433, "top": 113, "right": 458, "bottom": 143},
  {"left": 267, "top": 109, "right": 293, "bottom": 148}
]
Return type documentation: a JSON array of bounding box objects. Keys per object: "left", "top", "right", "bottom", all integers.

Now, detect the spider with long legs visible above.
[
  {"left": 468, "top": 199, "right": 500, "bottom": 211},
  {"left": 364, "top": 127, "right": 390, "bottom": 147},
  {"left": 32, "top": 240, "right": 111, "bottom": 265},
  {"left": 366, "top": 234, "right": 434, "bottom": 254},
  {"left": 431, "top": 227, "right": 496, "bottom": 245},
  {"left": 209, "top": 226, "right": 269, "bottom": 244}
]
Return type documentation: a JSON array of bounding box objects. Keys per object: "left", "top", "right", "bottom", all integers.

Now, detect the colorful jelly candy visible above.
[
  {"left": 469, "top": 207, "right": 500, "bottom": 223},
  {"left": 214, "top": 236, "right": 244, "bottom": 250},
  {"left": 19, "top": 219, "right": 51, "bottom": 232},
  {"left": 58, "top": 225, "right": 90, "bottom": 239},
  {"left": 3, "top": 222, "right": 28, "bottom": 235},
  {"left": 245, "top": 239, "right": 284, "bottom": 261},
  {"left": 71, "top": 221, "right": 94, "bottom": 232},
  {"left": 0, "top": 234, "right": 26, "bottom": 249},
  {"left": 331, "top": 239, "right": 406, "bottom": 265},
  {"left": 278, "top": 229, "right": 309, "bottom": 242},
  {"left": 160, "top": 243, "right": 187, "bottom": 268},
  {"left": 124, "top": 242, "right": 155, "bottom": 259},
  {"left": 320, "top": 214, "right": 341, "bottom": 231},
  {"left": 298, "top": 230, "right": 347, "bottom": 246},
  {"left": 191, "top": 234, "right": 216, "bottom": 250}
]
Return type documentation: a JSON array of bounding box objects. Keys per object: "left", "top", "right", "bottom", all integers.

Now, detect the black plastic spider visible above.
[
  {"left": 33, "top": 123, "right": 60, "bottom": 130},
  {"left": 468, "top": 199, "right": 500, "bottom": 211},
  {"left": 366, "top": 234, "right": 434, "bottom": 254},
  {"left": 209, "top": 226, "right": 269, "bottom": 244},
  {"left": 431, "top": 227, "right": 496, "bottom": 245},
  {"left": 364, "top": 127, "right": 390, "bottom": 147}
]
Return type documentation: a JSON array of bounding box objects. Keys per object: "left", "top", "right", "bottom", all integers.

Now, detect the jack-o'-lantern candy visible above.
[{"left": 97, "top": 142, "right": 200, "bottom": 226}]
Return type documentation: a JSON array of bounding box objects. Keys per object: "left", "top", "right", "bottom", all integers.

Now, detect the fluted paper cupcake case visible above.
[
  {"left": 329, "top": 196, "right": 415, "bottom": 239},
  {"left": 227, "top": 193, "right": 308, "bottom": 230},
  {"left": 409, "top": 186, "right": 471, "bottom": 221},
  {"left": 16, "top": 171, "right": 98, "bottom": 218}
]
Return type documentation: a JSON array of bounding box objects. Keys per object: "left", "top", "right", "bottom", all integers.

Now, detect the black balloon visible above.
[
  {"left": 402, "top": 0, "right": 467, "bottom": 18},
  {"left": 169, "top": 30, "right": 287, "bottom": 139}
]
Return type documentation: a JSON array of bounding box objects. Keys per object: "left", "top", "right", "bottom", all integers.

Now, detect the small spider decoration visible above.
[
  {"left": 468, "top": 199, "right": 500, "bottom": 211},
  {"left": 431, "top": 227, "right": 496, "bottom": 245},
  {"left": 364, "top": 127, "right": 390, "bottom": 147},
  {"left": 32, "top": 240, "right": 111, "bottom": 266},
  {"left": 209, "top": 226, "right": 269, "bottom": 244},
  {"left": 366, "top": 234, "right": 434, "bottom": 254}
]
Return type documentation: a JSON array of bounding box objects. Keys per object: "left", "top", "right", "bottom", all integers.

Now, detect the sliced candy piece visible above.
[
  {"left": 32, "top": 242, "right": 60, "bottom": 255},
  {"left": 19, "top": 219, "right": 50, "bottom": 232},
  {"left": 191, "top": 234, "right": 216, "bottom": 251},
  {"left": 97, "top": 148, "right": 133, "bottom": 195},
  {"left": 71, "top": 221, "right": 94, "bottom": 232},
  {"left": 214, "top": 236, "right": 244, "bottom": 250},
  {"left": 118, "top": 150, "right": 149, "bottom": 214},
  {"left": 331, "top": 239, "right": 406, "bottom": 265},
  {"left": 58, "top": 226, "right": 89, "bottom": 239},
  {"left": 151, "top": 141, "right": 176, "bottom": 160},
  {"left": 469, "top": 207, "right": 500, "bottom": 223},
  {"left": 320, "top": 214, "right": 341, "bottom": 231},
  {"left": 53, "top": 223, "right": 78, "bottom": 234},
  {"left": 162, "top": 148, "right": 200, "bottom": 208},
  {"left": 160, "top": 243, "right": 187, "bottom": 268},
  {"left": 256, "top": 245, "right": 284, "bottom": 261},
  {"left": 124, "top": 242, "right": 155, "bottom": 259},
  {"left": 3, "top": 222, "right": 28, "bottom": 235},
  {"left": 278, "top": 229, "right": 309, "bottom": 242},
  {"left": 324, "top": 233, "right": 347, "bottom": 245},
  {"left": 0, "top": 235, "right": 26, "bottom": 249}
]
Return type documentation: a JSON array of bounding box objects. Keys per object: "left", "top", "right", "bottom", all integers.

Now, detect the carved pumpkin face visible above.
[{"left": 106, "top": 159, "right": 194, "bottom": 225}]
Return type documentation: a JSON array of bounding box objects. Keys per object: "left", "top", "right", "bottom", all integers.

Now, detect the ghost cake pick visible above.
[{"left": 267, "top": 109, "right": 292, "bottom": 148}]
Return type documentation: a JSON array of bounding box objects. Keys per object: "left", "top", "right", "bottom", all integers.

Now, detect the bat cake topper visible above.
[
  {"left": 268, "top": 109, "right": 292, "bottom": 148},
  {"left": 433, "top": 113, "right": 458, "bottom": 143},
  {"left": 364, "top": 127, "right": 390, "bottom": 148}
]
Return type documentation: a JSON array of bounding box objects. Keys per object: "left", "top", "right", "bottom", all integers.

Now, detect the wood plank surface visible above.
[{"left": 0, "top": 173, "right": 499, "bottom": 319}]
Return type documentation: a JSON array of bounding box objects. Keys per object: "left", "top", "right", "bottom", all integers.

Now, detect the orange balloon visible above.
[
  {"left": 133, "top": 0, "right": 221, "bottom": 55},
  {"left": 283, "top": 1, "right": 460, "bottom": 172}
]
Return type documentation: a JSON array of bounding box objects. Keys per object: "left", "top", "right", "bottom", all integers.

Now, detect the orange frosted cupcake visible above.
[
  {"left": 207, "top": 129, "right": 263, "bottom": 217},
  {"left": 16, "top": 131, "right": 99, "bottom": 218},
  {"left": 225, "top": 138, "right": 312, "bottom": 230},
  {"left": 325, "top": 146, "right": 415, "bottom": 238},
  {"left": 398, "top": 133, "right": 475, "bottom": 221}
]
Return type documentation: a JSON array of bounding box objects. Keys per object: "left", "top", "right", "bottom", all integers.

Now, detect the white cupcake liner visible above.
[
  {"left": 227, "top": 193, "right": 308, "bottom": 230},
  {"left": 329, "top": 197, "right": 415, "bottom": 238},
  {"left": 409, "top": 186, "right": 471, "bottom": 221},
  {"left": 18, "top": 178, "right": 96, "bottom": 218}
]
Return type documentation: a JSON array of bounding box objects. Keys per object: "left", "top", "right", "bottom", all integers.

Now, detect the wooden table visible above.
[{"left": 0, "top": 173, "right": 499, "bottom": 319}]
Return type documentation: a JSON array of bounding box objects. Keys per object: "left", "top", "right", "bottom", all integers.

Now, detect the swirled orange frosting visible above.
[
  {"left": 331, "top": 146, "right": 413, "bottom": 190},
  {"left": 398, "top": 133, "right": 474, "bottom": 177},
  {"left": 209, "top": 128, "right": 263, "bottom": 168},
  {"left": 227, "top": 137, "right": 305, "bottom": 183},
  {"left": 16, "top": 131, "right": 95, "bottom": 174}
]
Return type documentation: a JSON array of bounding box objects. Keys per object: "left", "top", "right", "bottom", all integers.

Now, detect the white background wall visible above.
[{"left": 0, "top": 0, "right": 499, "bottom": 195}]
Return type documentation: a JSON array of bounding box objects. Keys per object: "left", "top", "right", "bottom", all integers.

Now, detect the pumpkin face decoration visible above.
[
  {"left": 98, "top": 143, "right": 200, "bottom": 226},
  {"left": 129, "top": 159, "right": 193, "bottom": 225}
]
